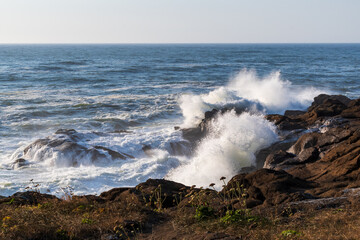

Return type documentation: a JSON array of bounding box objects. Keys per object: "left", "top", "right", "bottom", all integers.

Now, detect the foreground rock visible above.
[
  {"left": 179, "top": 94, "right": 360, "bottom": 207},
  {"left": 259, "top": 94, "right": 360, "bottom": 199}
]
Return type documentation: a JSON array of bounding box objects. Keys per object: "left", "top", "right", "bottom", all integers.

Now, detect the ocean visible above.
[{"left": 0, "top": 44, "right": 359, "bottom": 196}]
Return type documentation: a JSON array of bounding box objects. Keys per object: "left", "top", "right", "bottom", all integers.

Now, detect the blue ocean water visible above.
[{"left": 0, "top": 44, "right": 359, "bottom": 196}]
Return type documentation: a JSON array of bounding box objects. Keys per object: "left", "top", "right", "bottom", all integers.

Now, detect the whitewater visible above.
[{"left": 0, "top": 44, "right": 359, "bottom": 197}]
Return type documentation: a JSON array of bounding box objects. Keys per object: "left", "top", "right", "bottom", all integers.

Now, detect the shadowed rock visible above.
[
  {"left": 0, "top": 191, "right": 59, "bottom": 205},
  {"left": 222, "top": 169, "right": 314, "bottom": 207}
]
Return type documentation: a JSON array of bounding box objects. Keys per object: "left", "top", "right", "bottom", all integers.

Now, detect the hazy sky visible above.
[{"left": 1, "top": 0, "right": 359, "bottom": 43}]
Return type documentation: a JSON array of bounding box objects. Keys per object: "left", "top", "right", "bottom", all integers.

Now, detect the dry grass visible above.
[
  {"left": 0, "top": 197, "right": 153, "bottom": 240},
  {"left": 1, "top": 191, "right": 360, "bottom": 239}
]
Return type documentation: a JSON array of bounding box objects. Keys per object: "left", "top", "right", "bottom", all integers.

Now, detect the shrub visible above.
[{"left": 194, "top": 205, "right": 215, "bottom": 220}]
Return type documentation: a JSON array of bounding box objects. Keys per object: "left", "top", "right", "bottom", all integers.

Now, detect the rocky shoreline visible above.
[{"left": 1, "top": 94, "right": 360, "bottom": 239}]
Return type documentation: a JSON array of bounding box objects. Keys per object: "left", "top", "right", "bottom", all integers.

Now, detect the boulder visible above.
[
  {"left": 222, "top": 169, "right": 314, "bottom": 207},
  {"left": 263, "top": 150, "right": 296, "bottom": 170},
  {"left": 0, "top": 191, "right": 59, "bottom": 205},
  {"left": 100, "top": 179, "right": 190, "bottom": 209},
  {"left": 10, "top": 158, "right": 29, "bottom": 169},
  {"left": 265, "top": 114, "right": 306, "bottom": 131},
  {"left": 18, "top": 129, "right": 133, "bottom": 167}
]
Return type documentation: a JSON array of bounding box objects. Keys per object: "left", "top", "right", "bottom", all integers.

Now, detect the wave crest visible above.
[{"left": 179, "top": 69, "right": 323, "bottom": 128}]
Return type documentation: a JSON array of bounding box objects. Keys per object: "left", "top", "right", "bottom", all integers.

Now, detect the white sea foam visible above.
[
  {"left": 0, "top": 68, "right": 325, "bottom": 196},
  {"left": 167, "top": 111, "right": 278, "bottom": 189},
  {"left": 179, "top": 69, "right": 323, "bottom": 128},
  {"left": 170, "top": 69, "right": 325, "bottom": 188}
]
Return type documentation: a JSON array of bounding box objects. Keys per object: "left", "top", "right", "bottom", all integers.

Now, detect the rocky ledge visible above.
[
  {"left": 1, "top": 94, "right": 360, "bottom": 239},
  {"left": 178, "top": 93, "right": 360, "bottom": 207}
]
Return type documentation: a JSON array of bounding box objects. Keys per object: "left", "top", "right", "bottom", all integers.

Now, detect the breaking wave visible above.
[
  {"left": 169, "top": 69, "right": 324, "bottom": 188},
  {"left": 179, "top": 69, "right": 323, "bottom": 128},
  {"left": 168, "top": 111, "right": 278, "bottom": 188}
]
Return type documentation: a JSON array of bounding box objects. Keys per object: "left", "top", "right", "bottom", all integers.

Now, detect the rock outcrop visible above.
[
  {"left": 5, "top": 94, "right": 360, "bottom": 210},
  {"left": 11, "top": 129, "right": 133, "bottom": 168},
  {"left": 258, "top": 94, "right": 360, "bottom": 200}
]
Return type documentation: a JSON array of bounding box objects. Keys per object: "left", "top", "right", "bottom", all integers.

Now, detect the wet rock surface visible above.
[{"left": 12, "top": 129, "right": 133, "bottom": 168}]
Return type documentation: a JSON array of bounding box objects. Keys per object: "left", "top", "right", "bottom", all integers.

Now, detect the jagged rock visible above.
[
  {"left": 288, "top": 133, "right": 320, "bottom": 155},
  {"left": 341, "top": 99, "right": 360, "bottom": 118},
  {"left": 284, "top": 110, "right": 306, "bottom": 117},
  {"left": 297, "top": 147, "right": 319, "bottom": 162},
  {"left": 256, "top": 141, "right": 297, "bottom": 169},
  {"left": 265, "top": 114, "right": 306, "bottom": 130},
  {"left": 264, "top": 150, "right": 296, "bottom": 169},
  {"left": 222, "top": 169, "right": 314, "bottom": 207},
  {"left": 308, "top": 94, "right": 351, "bottom": 110}
]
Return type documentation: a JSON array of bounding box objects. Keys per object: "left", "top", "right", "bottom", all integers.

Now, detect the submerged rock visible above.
[
  {"left": 11, "top": 158, "right": 29, "bottom": 169},
  {"left": 13, "top": 129, "right": 133, "bottom": 167}
]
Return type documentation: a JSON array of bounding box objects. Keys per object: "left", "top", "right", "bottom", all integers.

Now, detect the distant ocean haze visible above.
[{"left": 0, "top": 44, "right": 359, "bottom": 196}]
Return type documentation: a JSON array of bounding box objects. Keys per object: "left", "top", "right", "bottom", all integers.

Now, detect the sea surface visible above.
[{"left": 0, "top": 44, "right": 359, "bottom": 196}]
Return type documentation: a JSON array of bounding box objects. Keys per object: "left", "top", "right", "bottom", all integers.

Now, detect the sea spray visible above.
[
  {"left": 172, "top": 69, "right": 324, "bottom": 188},
  {"left": 167, "top": 111, "right": 278, "bottom": 189},
  {"left": 179, "top": 69, "right": 323, "bottom": 128},
  {"left": 228, "top": 69, "right": 322, "bottom": 112}
]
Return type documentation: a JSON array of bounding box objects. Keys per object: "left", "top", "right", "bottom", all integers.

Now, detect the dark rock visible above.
[
  {"left": 303, "top": 98, "right": 348, "bottom": 125},
  {"left": 265, "top": 114, "right": 306, "bottom": 130},
  {"left": 99, "top": 187, "right": 131, "bottom": 201},
  {"left": 297, "top": 147, "right": 319, "bottom": 162},
  {"left": 72, "top": 194, "right": 105, "bottom": 203},
  {"left": 308, "top": 94, "right": 351, "bottom": 110},
  {"left": 135, "top": 179, "right": 189, "bottom": 208},
  {"left": 284, "top": 110, "right": 306, "bottom": 117},
  {"left": 94, "top": 146, "right": 134, "bottom": 160},
  {"left": 19, "top": 129, "right": 133, "bottom": 166},
  {"left": 223, "top": 169, "right": 314, "bottom": 207},
  {"left": 181, "top": 126, "right": 206, "bottom": 144},
  {"left": 169, "top": 141, "right": 192, "bottom": 156},
  {"left": 55, "top": 128, "right": 77, "bottom": 135},
  {"left": 100, "top": 179, "right": 190, "bottom": 209},
  {"left": 341, "top": 99, "right": 360, "bottom": 118},
  {"left": 0, "top": 191, "right": 59, "bottom": 205},
  {"left": 11, "top": 158, "right": 29, "bottom": 169},
  {"left": 264, "top": 150, "right": 296, "bottom": 169},
  {"left": 288, "top": 133, "right": 321, "bottom": 155},
  {"left": 256, "top": 141, "right": 296, "bottom": 169},
  {"left": 142, "top": 145, "right": 152, "bottom": 152},
  {"left": 181, "top": 107, "right": 250, "bottom": 145}
]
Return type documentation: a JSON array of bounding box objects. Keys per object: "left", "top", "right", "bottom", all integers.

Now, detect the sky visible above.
[{"left": 0, "top": 0, "right": 359, "bottom": 44}]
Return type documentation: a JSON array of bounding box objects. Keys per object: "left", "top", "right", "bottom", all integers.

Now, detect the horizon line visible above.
[{"left": 0, "top": 42, "right": 360, "bottom": 45}]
